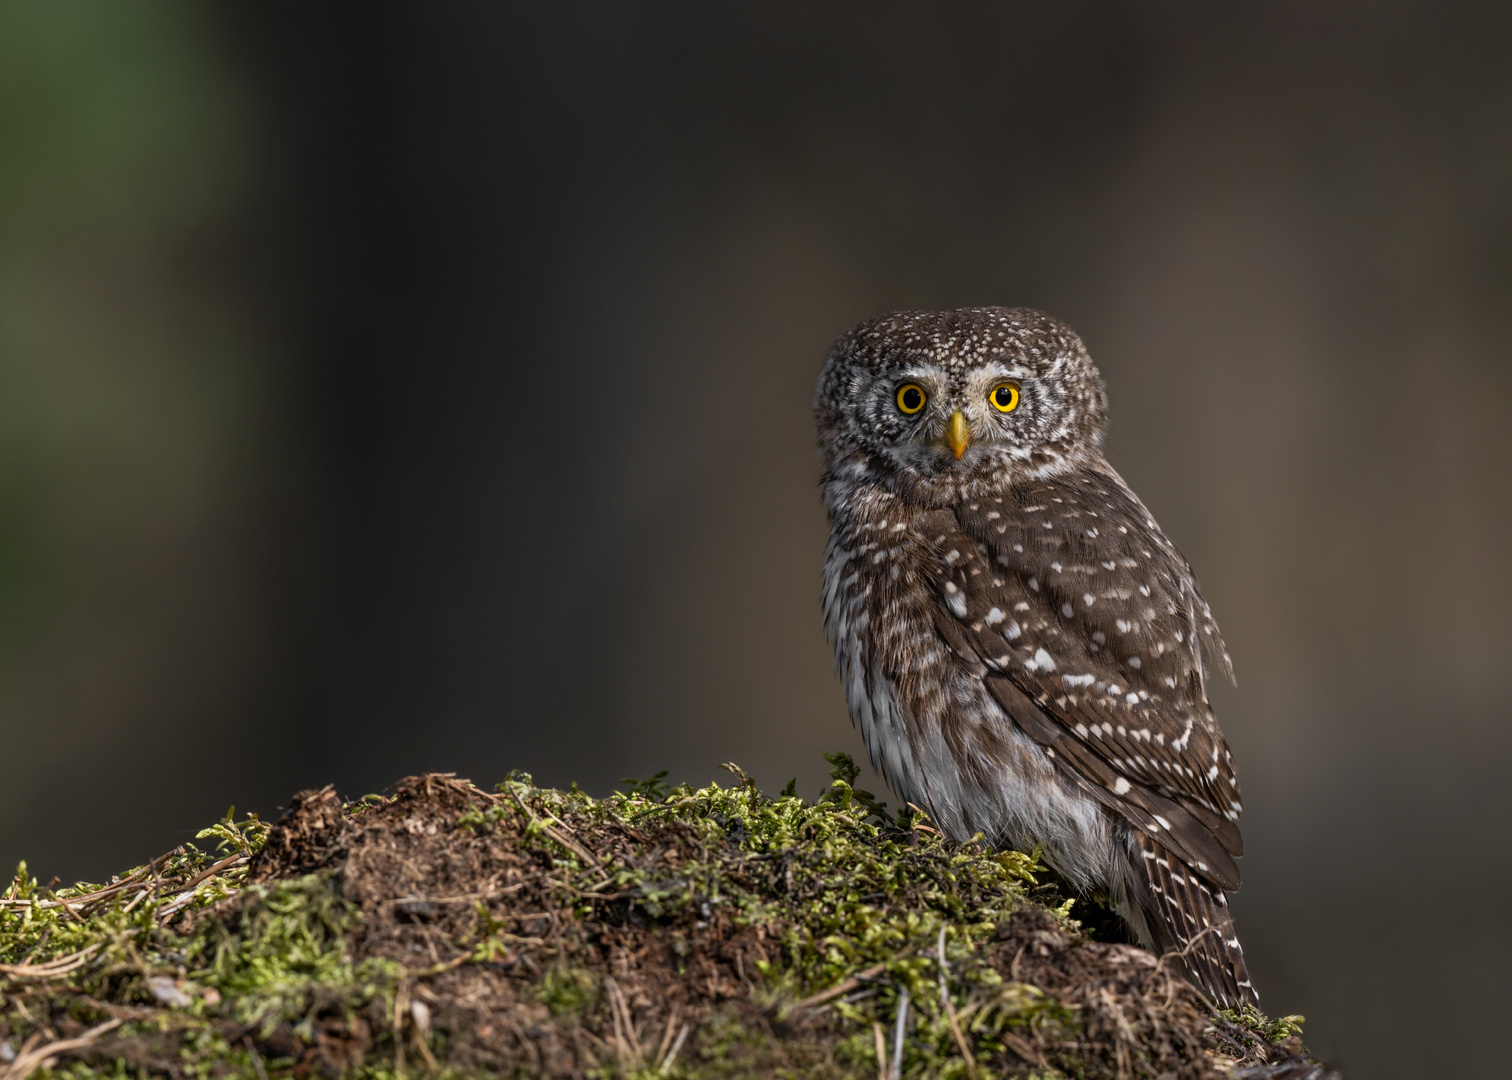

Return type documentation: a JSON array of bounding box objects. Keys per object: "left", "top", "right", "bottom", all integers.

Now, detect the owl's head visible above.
[{"left": 815, "top": 307, "right": 1109, "bottom": 495}]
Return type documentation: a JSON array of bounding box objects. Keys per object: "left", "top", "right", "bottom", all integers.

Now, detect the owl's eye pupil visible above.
[{"left": 896, "top": 384, "right": 926, "bottom": 414}]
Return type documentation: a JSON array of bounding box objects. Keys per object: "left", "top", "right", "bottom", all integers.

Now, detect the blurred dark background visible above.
[{"left": 3, "top": 2, "right": 1510, "bottom": 1074}]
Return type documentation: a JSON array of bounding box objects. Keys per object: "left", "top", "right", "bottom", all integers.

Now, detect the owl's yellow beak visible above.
[{"left": 946, "top": 411, "right": 970, "bottom": 460}]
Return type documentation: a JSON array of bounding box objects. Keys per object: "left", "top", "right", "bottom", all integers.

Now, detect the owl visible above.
[{"left": 815, "top": 307, "right": 1256, "bottom": 1008}]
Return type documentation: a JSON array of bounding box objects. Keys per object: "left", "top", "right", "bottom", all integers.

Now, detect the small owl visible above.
[{"left": 815, "top": 307, "right": 1256, "bottom": 1007}]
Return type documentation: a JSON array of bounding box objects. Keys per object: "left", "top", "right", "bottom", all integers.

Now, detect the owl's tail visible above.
[{"left": 1133, "top": 832, "right": 1259, "bottom": 1009}]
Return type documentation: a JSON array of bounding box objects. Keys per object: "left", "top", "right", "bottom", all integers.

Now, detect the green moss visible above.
[
  {"left": 0, "top": 758, "right": 1315, "bottom": 1079},
  {"left": 187, "top": 873, "right": 399, "bottom": 1038},
  {"left": 534, "top": 966, "right": 600, "bottom": 1017}
]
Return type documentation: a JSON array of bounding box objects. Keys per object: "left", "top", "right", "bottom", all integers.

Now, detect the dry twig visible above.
[{"left": 0, "top": 1017, "right": 121, "bottom": 1080}]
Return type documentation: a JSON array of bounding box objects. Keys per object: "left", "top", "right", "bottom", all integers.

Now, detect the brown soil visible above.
[{"left": 207, "top": 773, "right": 1333, "bottom": 1079}]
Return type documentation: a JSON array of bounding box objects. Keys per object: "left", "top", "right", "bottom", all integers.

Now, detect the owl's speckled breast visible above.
[{"left": 820, "top": 473, "right": 1124, "bottom": 892}]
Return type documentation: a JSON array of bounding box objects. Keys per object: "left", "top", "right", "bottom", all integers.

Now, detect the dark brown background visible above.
[{"left": 1, "top": 3, "right": 1508, "bottom": 1076}]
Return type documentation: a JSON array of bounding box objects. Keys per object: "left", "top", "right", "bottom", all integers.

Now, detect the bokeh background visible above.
[{"left": 2, "top": 2, "right": 1510, "bottom": 1075}]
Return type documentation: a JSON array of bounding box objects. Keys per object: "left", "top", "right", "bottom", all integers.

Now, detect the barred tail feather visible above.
[{"left": 1135, "top": 832, "right": 1258, "bottom": 1008}]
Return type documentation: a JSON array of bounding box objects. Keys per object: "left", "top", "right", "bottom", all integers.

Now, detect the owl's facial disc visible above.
[
  {"left": 877, "top": 362, "right": 1041, "bottom": 473},
  {"left": 816, "top": 307, "right": 1110, "bottom": 486}
]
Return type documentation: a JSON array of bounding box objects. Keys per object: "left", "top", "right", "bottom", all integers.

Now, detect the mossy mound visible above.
[{"left": 0, "top": 757, "right": 1334, "bottom": 1078}]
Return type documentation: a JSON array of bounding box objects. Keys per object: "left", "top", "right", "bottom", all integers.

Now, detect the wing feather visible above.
[{"left": 916, "top": 469, "right": 1246, "bottom": 887}]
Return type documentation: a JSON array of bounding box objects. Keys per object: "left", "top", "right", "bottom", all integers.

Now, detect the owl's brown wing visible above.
[{"left": 919, "top": 468, "right": 1245, "bottom": 891}]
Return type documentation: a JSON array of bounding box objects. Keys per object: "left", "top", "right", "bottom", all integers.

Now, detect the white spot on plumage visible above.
[
  {"left": 1173, "top": 718, "right": 1194, "bottom": 752},
  {"left": 1112, "top": 777, "right": 1131, "bottom": 795},
  {"left": 984, "top": 607, "right": 1005, "bottom": 625}
]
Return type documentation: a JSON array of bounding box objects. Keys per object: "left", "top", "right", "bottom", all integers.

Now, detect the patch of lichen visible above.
[{"left": 0, "top": 758, "right": 1317, "bottom": 1079}]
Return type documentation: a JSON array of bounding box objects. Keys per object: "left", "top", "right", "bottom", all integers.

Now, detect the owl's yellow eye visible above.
[
  {"left": 895, "top": 383, "right": 927, "bottom": 415},
  {"left": 989, "top": 381, "right": 1021, "bottom": 413}
]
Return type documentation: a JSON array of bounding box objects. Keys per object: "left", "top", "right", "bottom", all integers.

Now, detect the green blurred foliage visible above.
[{"left": 0, "top": 1, "right": 258, "bottom": 649}]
